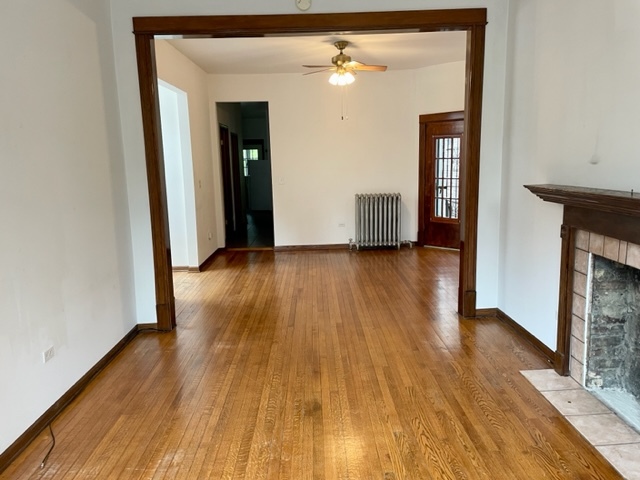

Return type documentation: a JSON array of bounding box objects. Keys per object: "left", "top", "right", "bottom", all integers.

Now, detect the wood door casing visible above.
[
  {"left": 418, "top": 111, "right": 464, "bottom": 249},
  {"left": 219, "top": 125, "right": 234, "bottom": 238},
  {"left": 133, "top": 11, "right": 487, "bottom": 327},
  {"left": 230, "top": 132, "right": 245, "bottom": 228}
]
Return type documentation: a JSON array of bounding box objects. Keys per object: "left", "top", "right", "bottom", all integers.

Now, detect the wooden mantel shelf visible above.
[{"left": 524, "top": 184, "right": 640, "bottom": 217}]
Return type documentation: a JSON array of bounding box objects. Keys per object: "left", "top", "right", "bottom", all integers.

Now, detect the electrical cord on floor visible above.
[
  {"left": 40, "top": 423, "right": 55, "bottom": 469},
  {"left": 36, "top": 326, "right": 161, "bottom": 470}
]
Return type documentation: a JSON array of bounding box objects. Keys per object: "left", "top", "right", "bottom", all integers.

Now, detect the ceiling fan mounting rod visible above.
[{"left": 334, "top": 40, "right": 349, "bottom": 52}]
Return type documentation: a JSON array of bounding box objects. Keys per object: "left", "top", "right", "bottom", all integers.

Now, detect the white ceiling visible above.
[{"left": 164, "top": 31, "right": 467, "bottom": 75}]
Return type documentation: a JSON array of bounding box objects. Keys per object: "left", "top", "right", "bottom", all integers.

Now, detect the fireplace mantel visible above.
[
  {"left": 525, "top": 184, "right": 640, "bottom": 376},
  {"left": 525, "top": 184, "right": 640, "bottom": 247},
  {"left": 525, "top": 184, "right": 640, "bottom": 217}
]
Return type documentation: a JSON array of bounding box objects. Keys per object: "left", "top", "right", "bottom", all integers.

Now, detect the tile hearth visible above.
[{"left": 522, "top": 369, "right": 640, "bottom": 479}]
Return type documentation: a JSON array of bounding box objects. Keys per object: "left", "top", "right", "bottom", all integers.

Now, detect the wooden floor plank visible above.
[{"left": 1, "top": 248, "right": 622, "bottom": 479}]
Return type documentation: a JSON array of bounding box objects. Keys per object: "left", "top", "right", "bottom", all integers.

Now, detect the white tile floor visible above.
[{"left": 521, "top": 369, "right": 640, "bottom": 480}]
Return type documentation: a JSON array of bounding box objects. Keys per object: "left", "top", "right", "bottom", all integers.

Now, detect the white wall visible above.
[
  {"left": 158, "top": 82, "right": 197, "bottom": 268},
  {"left": 110, "top": 0, "right": 510, "bottom": 321},
  {"left": 155, "top": 40, "right": 223, "bottom": 265},
  {"left": 0, "top": 0, "right": 135, "bottom": 453},
  {"left": 414, "top": 61, "right": 468, "bottom": 114},
  {"left": 209, "top": 63, "right": 466, "bottom": 246},
  {"left": 216, "top": 103, "right": 243, "bottom": 142},
  {"left": 500, "top": 0, "right": 640, "bottom": 348}
]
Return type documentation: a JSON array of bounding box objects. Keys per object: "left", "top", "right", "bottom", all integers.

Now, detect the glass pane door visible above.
[{"left": 433, "top": 136, "right": 461, "bottom": 221}]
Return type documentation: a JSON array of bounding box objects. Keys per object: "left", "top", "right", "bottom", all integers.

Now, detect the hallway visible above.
[{"left": 226, "top": 211, "right": 275, "bottom": 249}]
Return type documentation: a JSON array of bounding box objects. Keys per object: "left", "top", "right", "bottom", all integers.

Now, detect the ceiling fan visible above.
[{"left": 303, "top": 41, "right": 388, "bottom": 85}]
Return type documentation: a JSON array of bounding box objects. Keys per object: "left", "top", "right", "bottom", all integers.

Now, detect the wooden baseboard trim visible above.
[
  {"left": 137, "top": 323, "right": 159, "bottom": 331},
  {"left": 461, "top": 290, "right": 477, "bottom": 318},
  {"left": 495, "top": 308, "right": 555, "bottom": 366},
  {"left": 226, "top": 246, "right": 273, "bottom": 252},
  {"left": 173, "top": 250, "right": 222, "bottom": 273},
  {"left": 274, "top": 244, "right": 349, "bottom": 252},
  {"left": 475, "top": 307, "right": 498, "bottom": 318},
  {"left": 0, "top": 325, "right": 140, "bottom": 474},
  {"left": 421, "top": 244, "right": 460, "bottom": 251},
  {"left": 197, "top": 248, "right": 222, "bottom": 272}
]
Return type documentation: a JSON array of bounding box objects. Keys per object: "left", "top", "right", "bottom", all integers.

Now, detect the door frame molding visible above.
[
  {"left": 133, "top": 9, "right": 487, "bottom": 329},
  {"left": 418, "top": 111, "right": 465, "bottom": 247},
  {"left": 218, "top": 125, "right": 234, "bottom": 236}
]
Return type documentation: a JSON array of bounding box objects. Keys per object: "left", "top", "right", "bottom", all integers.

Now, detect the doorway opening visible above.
[
  {"left": 157, "top": 80, "right": 198, "bottom": 270},
  {"left": 133, "top": 10, "right": 486, "bottom": 330},
  {"left": 218, "top": 102, "right": 274, "bottom": 249}
]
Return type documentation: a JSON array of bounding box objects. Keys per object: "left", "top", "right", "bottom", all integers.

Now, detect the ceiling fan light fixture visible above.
[{"left": 329, "top": 71, "right": 355, "bottom": 86}]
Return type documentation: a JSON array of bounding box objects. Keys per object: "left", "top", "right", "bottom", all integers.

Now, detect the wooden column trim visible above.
[
  {"left": 417, "top": 121, "right": 427, "bottom": 247},
  {"left": 555, "top": 224, "right": 574, "bottom": 375},
  {"left": 460, "top": 24, "right": 486, "bottom": 317},
  {"left": 134, "top": 34, "right": 176, "bottom": 331},
  {"left": 132, "top": 9, "right": 489, "bottom": 35}
]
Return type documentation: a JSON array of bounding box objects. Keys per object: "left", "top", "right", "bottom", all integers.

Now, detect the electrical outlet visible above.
[{"left": 42, "top": 346, "right": 55, "bottom": 363}]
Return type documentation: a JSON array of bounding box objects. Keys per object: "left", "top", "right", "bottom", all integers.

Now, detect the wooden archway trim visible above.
[
  {"left": 134, "top": 34, "right": 176, "bottom": 331},
  {"left": 133, "top": 9, "right": 487, "bottom": 330}
]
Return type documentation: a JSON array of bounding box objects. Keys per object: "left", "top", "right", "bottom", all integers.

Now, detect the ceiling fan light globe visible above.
[
  {"left": 328, "top": 71, "right": 355, "bottom": 86},
  {"left": 344, "top": 72, "right": 355, "bottom": 84}
]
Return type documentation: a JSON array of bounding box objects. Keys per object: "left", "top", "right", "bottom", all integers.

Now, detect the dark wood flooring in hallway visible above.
[{"left": 1, "top": 248, "right": 621, "bottom": 479}]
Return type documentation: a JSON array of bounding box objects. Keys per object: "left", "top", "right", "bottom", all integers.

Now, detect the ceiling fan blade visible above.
[
  {"left": 302, "top": 65, "right": 334, "bottom": 68},
  {"left": 348, "top": 61, "right": 388, "bottom": 72},
  {"left": 303, "top": 68, "right": 334, "bottom": 75},
  {"left": 355, "top": 65, "right": 387, "bottom": 72}
]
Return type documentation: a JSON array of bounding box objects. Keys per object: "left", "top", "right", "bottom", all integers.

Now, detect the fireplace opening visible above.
[{"left": 585, "top": 254, "right": 640, "bottom": 432}]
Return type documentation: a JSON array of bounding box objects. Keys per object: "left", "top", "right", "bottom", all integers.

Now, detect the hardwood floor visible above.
[{"left": 1, "top": 248, "right": 621, "bottom": 479}]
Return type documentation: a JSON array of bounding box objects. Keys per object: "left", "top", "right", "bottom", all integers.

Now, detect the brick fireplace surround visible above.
[
  {"left": 525, "top": 185, "right": 640, "bottom": 377},
  {"left": 569, "top": 230, "right": 640, "bottom": 386}
]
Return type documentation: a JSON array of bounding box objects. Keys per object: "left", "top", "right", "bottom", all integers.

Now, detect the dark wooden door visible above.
[
  {"left": 230, "top": 132, "right": 245, "bottom": 228},
  {"left": 219, "top": 125, "right": 235, "bottom": 239},
  {"left": 418, "top": 112, "right": 464, "bottom": 249}
]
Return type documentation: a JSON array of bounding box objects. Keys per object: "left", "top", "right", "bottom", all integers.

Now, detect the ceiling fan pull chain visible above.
[{"left": 341, "top": 85, "right": 349, "bottom": 121}]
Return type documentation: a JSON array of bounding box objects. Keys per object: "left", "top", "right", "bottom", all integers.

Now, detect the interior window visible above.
[{"left": 242, "top": 147, "right": 260, "bottom": 176}]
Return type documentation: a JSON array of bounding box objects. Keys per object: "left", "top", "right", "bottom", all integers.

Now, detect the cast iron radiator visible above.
[{"left": 349, "top": 193, "right": 402, "bottom": 250}]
